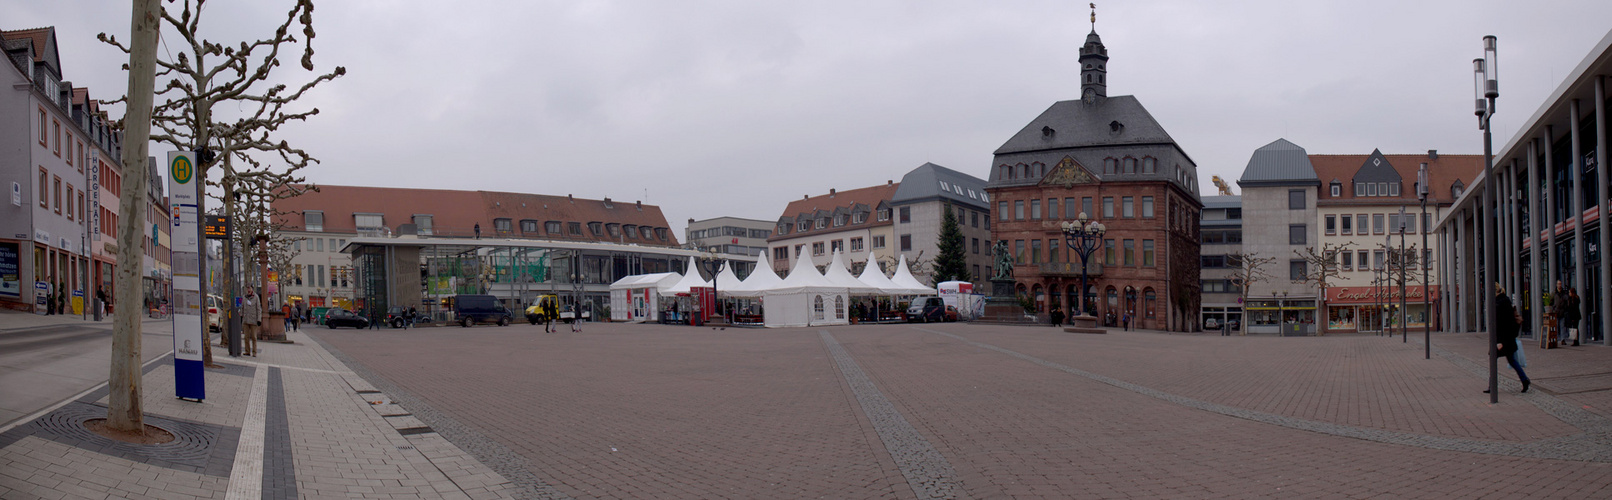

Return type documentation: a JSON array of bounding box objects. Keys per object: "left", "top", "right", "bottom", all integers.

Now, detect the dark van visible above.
[{"left": 450, "top": 294, "right": 512, "bottom": 327}]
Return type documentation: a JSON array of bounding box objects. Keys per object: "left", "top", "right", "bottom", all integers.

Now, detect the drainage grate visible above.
[{"left": 396, "top": 426, "right": 434, "bottom": 436}]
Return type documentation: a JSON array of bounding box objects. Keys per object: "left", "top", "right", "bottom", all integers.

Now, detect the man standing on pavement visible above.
[
  {"left": 1552, "top": 280, "right": 1568, "bottom": 345},
  {"left": 1490, "top": 283, "right": 1529, "bottom": 394},
  {"left": 242, "top": 287, "right": 261, "bottom": 357}
]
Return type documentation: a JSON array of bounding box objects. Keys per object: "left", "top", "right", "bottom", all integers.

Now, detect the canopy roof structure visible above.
[
  {"left": 714, "top": 261, "right": 743, "bottom": 290},
  {"left": 823, "top": 250, "right": 880, "bottom": 295},
  {"left": 665, "top": 256, "right": 711, "bottom": 295},
  {"left": 726, "top": 251, "right": 781, "bottom": 298},
  {"left": 855, "top": 252, "right": 908, "bottom": 295},
  {"left": 608, "top": 272, "right": 682, "bottom": 291},
  {"left": 888, "top": 254, "right": 935, "bottom": 295},
  {"left": 768, "top": 247, "right": 844, "bottom": 295}
]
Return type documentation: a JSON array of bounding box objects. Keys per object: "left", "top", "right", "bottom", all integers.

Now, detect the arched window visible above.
[
  {"left": 1018, "top": 163, "right": 1029, "bottom": 178},
  {"left": 1144, "top": 288, "right": 1157, "bottom": 318},
  {"left": 1106, "top": 286, "right": 1118, "bottom": 309},
  {"left": 835, "top": 296, "right": 845, "bottom": 319},
  {"left": 1032, "top": 284, "right": 1045, "bottom": 313},
  {"left": 1104, "top": 158, "right": 1118, "bottom": 175},
  {"left": 814, "top": 296, "right": 825, "bottom": 321},
  {"left": 1123, "top": 157, "right": 1137, "bottom": 174},
  {"left": 1142, "top": 157, "right": 1156, "bottom": 174},
  {"left": 1000, "top": 165, "right": 1011, "bottom": 180}
]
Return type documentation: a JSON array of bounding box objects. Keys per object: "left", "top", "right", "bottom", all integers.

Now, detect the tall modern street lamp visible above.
[
  {"left": 1475, "top": 35, "right": 1500, "bottom": 402},
  {"left": 1399, "top": 206, "right": 1408, "bottom": 343},
  {"left": 699, "top": 250, "right": 724, "bottom": 324},
  {"left": 1061, "top": 213, "right": 1106, "bottom": 319},
  {"left": 1418, "top": 162, "right": 1431, "bottom": 359}
]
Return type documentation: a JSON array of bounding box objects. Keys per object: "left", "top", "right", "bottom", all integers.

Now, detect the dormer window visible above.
[
  {"left": 1103, "top": 158, "right": 1117, "bottom": 174},
  {"left": 798, "top": 220, "right": 809, "bottom": 231},
  {"left": 877, "top": 209, "right": 891, "bottom": 222},
  {"left": 1330, "top": 181, "right": 1342, "bottom": 197},
  {"left": 777, "top": 223, "right": 790, "bottom": 235},
  {"left": 852, "top": 212, "right": 866, "bottom": 224},
  {"left": 623, "top": 224, "right": 638, "bottom": 239},
  {"left": 816, "top": 217, "right": 828, "bottom": 229},
  {"left": 835, "top": 214, "right": 847, "bottom": 226}
]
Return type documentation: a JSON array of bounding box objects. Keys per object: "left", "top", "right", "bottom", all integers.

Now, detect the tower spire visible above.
[{"left": 1079, "top": 4, "right": 1108, "bottom": 103}]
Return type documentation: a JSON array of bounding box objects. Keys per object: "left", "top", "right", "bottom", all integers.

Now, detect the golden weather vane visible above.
[{"left": 1090, "top": 3, "right": 1096, "bottom": 29}]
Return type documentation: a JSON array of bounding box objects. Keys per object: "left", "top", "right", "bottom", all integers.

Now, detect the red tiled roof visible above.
[
  {"left": 769, "top": 182, "right": 900, "bottom": 241},
  {"left": 1, "top": 28, "right": 53, "bottom": 63},
  {"left": 1311, "top": 154, "right": 1483, "bottom": 205},
  {"left": 270, "top": 185, "right": 680, "bottom": 247}
]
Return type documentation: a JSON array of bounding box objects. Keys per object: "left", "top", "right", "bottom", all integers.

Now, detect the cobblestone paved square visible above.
[{"left": 314, "top": 322, "right": 1612, "bottom": 499}]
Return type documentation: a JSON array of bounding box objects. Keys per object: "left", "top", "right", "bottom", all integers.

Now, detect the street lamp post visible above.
[
  {"left": 1061, "top": 214, "right": 1107, "bottom": 320},
  {"left": 1475, "top": 35, "right": 1500, "bottom": 402},
  {"left": 699, "top": 250, "right": 724, "bottom": 324},
  {"left": 1399, "top": 206, "right": 1408, "bottom": 343},
  {"left": 1419, "top": 162, "right": 1432, "bottom": 359}
]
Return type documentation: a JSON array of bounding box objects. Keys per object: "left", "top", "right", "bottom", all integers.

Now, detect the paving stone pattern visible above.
[
  {"left": 819, "top": 330, "right": 967, "bottom": 500},
  {"left": 263, "top": 367, "right": 297, "bottom": 499},
  {"left": 317, "top": 321, "right": 1612, "bottom": 499}
]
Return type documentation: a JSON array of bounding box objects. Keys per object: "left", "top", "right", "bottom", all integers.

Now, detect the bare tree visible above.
[
  {"left": 101, "top": 0, "right": 341, "bottom": 365},
  {"left": 1378, "top": 241, "right": 1424, "bottom": 332},
  {"left": 1292, "top": 242, "right": 1354, "bottom": 335},
  {"left": 104, "top": 0, "right": 162, "bottom": 435},
  {"left": 1227, "top": 252, "right": 1276, "bottom": 335}
]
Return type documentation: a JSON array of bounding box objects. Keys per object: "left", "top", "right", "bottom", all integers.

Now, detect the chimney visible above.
[
  {"left": 804, "top": 194, "right": 809, "bottom": 200},
  {"left": 568, "top": 194, "right": 574, "bottom": 202},
  {"left": 1427, "top": 150, "right": 1438, "bottom": 159},
  {"left": 886, "top": 180, "right": 893, "bottom": 186},
  {"left": 636, "top": 200, "right": 642, "bottom": 210},
  {"left": 829, "top": 188, "right": 836, "bottom": 197}
]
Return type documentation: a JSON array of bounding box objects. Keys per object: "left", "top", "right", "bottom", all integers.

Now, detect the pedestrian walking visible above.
[
  {"left": 242, "top": 288, "right": 262, "bottom": 357},
  {"left": 1122, "top": 311, "right": 1131, "bottom": 331},
  {"left": 570, "top": 303, "right": 583, "bottom": 333},
  {"left": 1551, "top": 280, "right": 1568, "bottom": 346},
  {"left": 542, "top": 300, "right": 556, "bottom": 333},
  {"left": 1566, "top": 288, "right": 1582, "bottom": 346},
  {"left": 291, "top": 302, "right": 302, "bottom": 331},
  {"left": 282, "top": 303, "right": 294, "bottom": 332},
  {"left": 407, "top": 306, "right": 418, "bottom": 329},
  {"left": 1050, "top": 306, "right": 1064, "bottom": 328},
  {"left": 1489, "top": 283, "right": 1530, "bottom": 394}
]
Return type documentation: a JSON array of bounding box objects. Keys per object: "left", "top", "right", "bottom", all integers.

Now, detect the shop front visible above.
[
  {"left": 1325, "top": 285, "right": 1438, "bottom": 334},
  {"left": 1246, "top": 298, "right": 1317, "bottom": 335}
]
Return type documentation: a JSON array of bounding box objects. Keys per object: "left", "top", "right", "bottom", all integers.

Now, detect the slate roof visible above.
[
  {"left": 1236, "top": 138, "right": 1319, "bottom": 186},
  {"left": 890, "top": 162, "right": 990, "bottom": 210},
  {"left": 993, "top": 96, "right": 1177, "bottom": 155}
]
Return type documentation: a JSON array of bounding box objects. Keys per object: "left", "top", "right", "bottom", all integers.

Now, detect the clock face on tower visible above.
[{"left": 1082, "top": 88, "right": 1096, "bottom": 104}]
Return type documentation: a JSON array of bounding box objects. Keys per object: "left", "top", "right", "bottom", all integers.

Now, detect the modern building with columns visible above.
[{"left": 1434, "top": 28, "right": 1612, "bottom": 345}]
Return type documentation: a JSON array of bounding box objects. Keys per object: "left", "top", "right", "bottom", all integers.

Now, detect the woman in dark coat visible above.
[
  {"left": 1566, "top": 288, "right": 1582, "bottom": 346},
  {"left": 1493, "top": 284, "right": 1530, "bottom": 393}
]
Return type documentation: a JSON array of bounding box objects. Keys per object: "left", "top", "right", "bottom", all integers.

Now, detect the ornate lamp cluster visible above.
[{"left": 1061, "top": 213, "right": 1107, "bottom": 317}]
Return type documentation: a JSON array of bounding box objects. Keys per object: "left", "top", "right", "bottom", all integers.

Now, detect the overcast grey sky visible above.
[{"left": 11, "top": 1, "right": 1612, "bottom": 237}]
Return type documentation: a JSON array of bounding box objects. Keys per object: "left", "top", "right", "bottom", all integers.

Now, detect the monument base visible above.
[
  {"left": 977, "top": 279, "right": 1039, "bottom": 324},
  {"left": 1063, "top": 314, "right": 1105, "bottom": 334}
]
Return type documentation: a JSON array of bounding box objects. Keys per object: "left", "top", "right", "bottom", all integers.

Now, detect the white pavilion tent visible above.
[
  {"left": 608, "top": 272, "right": 681, "bottom": 322},
  {"left": 889, "top": 254, "right": 937, "bottom": 295},
  {"left": 760, "top": 250, "right": 848, "bottom": 327},
  {"left": 665, "top": 256, "right": 712, "bottom": 295},
  {"left": 823, "top": 250, "right": 881, "bottom": 295},
  {"left": 724, "top": 251, "right": 781, "bottom": 298}
]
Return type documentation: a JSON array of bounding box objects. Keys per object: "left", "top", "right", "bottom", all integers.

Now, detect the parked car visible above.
[
  {"left": 524, "top": 294, "right": 559, "bottom": 325},
  {"left": 206, "top": 294, "right": 223, "bottom": 332},
  {"left": 943, "top": 305, "right": 960, "bottom": 322},
  {"left": 450, "top": 294, "right": 512, "bottom": 327},
  {"left": 905, "top": 296, "right": 946, "bottom": 323},
  {"left": 324, "top": 308, "right": 370, "bottom": 329},
  {"left": 385, "top": 306, "right": 424, "bottom": 328}
]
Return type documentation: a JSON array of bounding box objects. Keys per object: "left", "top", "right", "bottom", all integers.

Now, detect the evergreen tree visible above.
[{"left": 932, "top": 206, "right": 970, "bottom": 284}]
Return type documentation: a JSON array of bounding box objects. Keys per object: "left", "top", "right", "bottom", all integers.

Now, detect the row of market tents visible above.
[{"left": 609, "top": 249, "right": 934, "bottom": 328}]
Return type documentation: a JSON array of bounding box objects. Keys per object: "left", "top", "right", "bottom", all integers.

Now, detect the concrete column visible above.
[
  {"left": 1508, "top": 160, "right": 1521, "bottom": 312},
  {"left": 1546, "top": 126, "right": 1558, "bottom": 299},
  {"left": 1528, "top": 139, "right": 1543, "bottom": 339},
  {"left": 1456, "top": 208, "right": 1467, "bottom": 333},
  {"left": 1597, "top": 76, "right": 1611, "bottom": 346},
  {"left": 1500, "top": 164, "right": 1512, "bottom": 303},
  {"left": 1441, "top": 226, "right": 1451, "bottom": 332},
  {"left": 1572, "top": 100, "right": 1588, "bottom": 344}
]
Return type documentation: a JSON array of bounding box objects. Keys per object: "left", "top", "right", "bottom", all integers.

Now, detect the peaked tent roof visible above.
[
  {"left": 765, "top": 246, "right": 843, "bottom": 295},
  {"left": 1237, "top": 138, "right": 1320, "bottom": 186},
  {"left": 823, "top": 250, "right": 880, "bottom": 295},
  {"left": 856, "top": 252, "right": 909, "bottom": 295},
  {"left": 888, "top": 255, "right": 935, "bottom": 295},
  {"left": 726, "top": 251, "right": 782, "bottom": 297},
  {"left": 665, "top": 257, "right": 711, "bottom": 294},
  {"left": 714, "top": 261, "right": 743, "bottom": 290}
]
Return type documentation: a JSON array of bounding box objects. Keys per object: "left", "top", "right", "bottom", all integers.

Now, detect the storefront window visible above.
[{"left": 1329, "top": 306, "right": 1357, "bottom": 329}]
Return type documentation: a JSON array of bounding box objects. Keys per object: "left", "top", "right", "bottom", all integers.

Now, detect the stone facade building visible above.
[
  {"left": 985, "top": 26, "right": 1203, "bottom": 332},
  {"left": 888, "top": 163, "right": 991, "bottom": 289}
]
